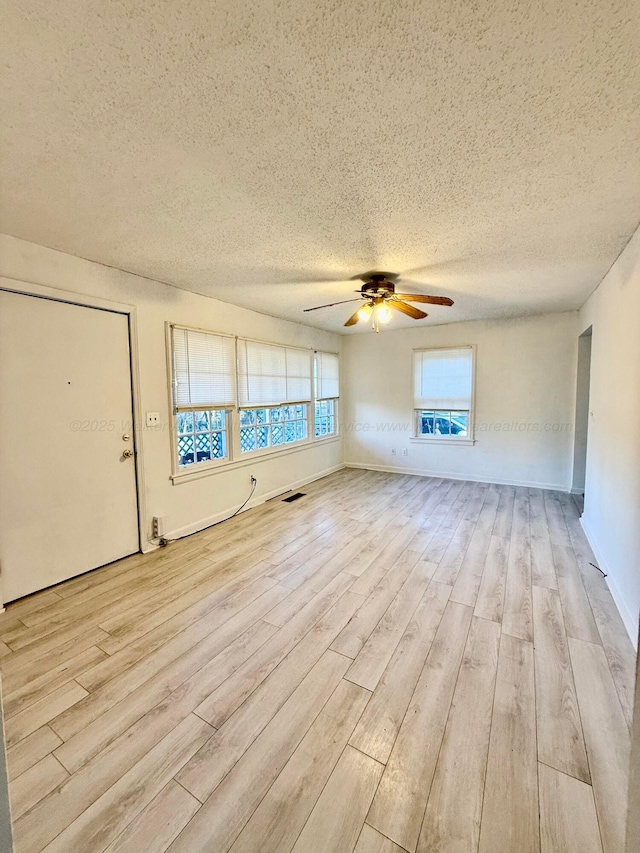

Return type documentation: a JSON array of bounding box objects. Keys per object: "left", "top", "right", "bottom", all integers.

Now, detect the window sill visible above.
[
  {"left": 409, "top": 436, "right": 476, "bottom": 446},
  {"left": 170, "top": 435, "right": 341, "bottom": 484}
]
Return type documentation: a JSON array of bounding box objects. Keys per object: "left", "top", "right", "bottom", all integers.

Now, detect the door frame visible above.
[{"left": 0, "top": 276, "right": 147, "bottom": 594}]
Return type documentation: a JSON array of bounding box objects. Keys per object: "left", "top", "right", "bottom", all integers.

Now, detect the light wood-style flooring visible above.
[{"left": 0, "top": 469, "right": 636, "bottom": 852}]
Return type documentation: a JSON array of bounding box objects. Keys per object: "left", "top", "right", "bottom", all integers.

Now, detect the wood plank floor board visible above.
[
  {"left": 501, "top": 501, "right": 533, "bottom": 642},
  {"left": 538, "top": 763, "right": 603, "bottom": 853},
  {"left": 418, "top": 616, "right": 500, "bottom": 853},
  {"left": 0, "top": 626, "right": 112, "bottom": 694},
  {"left": 492, "top": 485, "right": 515, "bottom": 538},
  {"left": 344, "top": 559, "right": 436, "bottom": 691},
  {"left": 5, "top": 725, "right": 62, "bottom": 782},
  {"left": 229, "top": 678, "right": 371, "bottom": 853},
  {"left": 569, "top": 637, "right": 630, "bottom": 853},
  {"left": 14, "top": 674, "right": 224, "bottom": 852},
  {"left": 80, "top": 575, "right": 287, "bottom": 690},
  {"left": 5, "top": 680, "right": 88, "bottom": 749},
  {"left": 43, "top": 714, "right": 214, "bottom": 853},
  {"left": 348, "top": 522, "right": 420, "bottom": 597},
  {"left": 3, "top": 646, "right": 108, "bottom": 720},
  {"left": 552, "top": 542, "right": 601, "bottom": 644},
  {"left": 366, "top": 601, "right": 473, "bottom": 852},
  {"left": 103, "top": 780, "right": 201, "bottom": 853},
  {"left": 51, "top": 582, "right": 290, "bottom": 745},
  {"left": 587, "top": 593, "right": 636, "bottom": 728},
  {"left": 290, "top": 745, "right": 384, "bottom": 853},
  {"left": 1, "top": 470, "right": 628, "bottom": 853},
  {"left": 529, "top": 490, "right": 558, "bottom": 590},
  {"left": 532, "top": 586, "right": 590, "bottom": 784},
  {"left": 478, "top": 633, "right": 539, "bottom": 853},
  {"left": 179, "top": 591, "right": 365, "bottom": 801},
  {"left": 9, "top": 753, "right": 68, "bottom": 820},
  {"left": 354, "top": 824, "right": 408, "bottom": 853},
  {"left": 191, "top": 571, "right": 355, "bottom": 729},
  {"left": 474, "top": 534, "right": 509, "bottom": 623},
  {"left": 449, "top": 528, "right": 492, "bottom": 607},
  {"left": 331, "top": 550, "right": 421, "bottom": 660},
  {"left": 168, "top": 651, "right": 350, "bottom": 853},
  {"left": 543, "top": 491, "right": 572, "bottom": 547},
  {"left": 349, "top": 581, "right": 450, "bottom": 763},
  {"left": 54, "top": 618, "right": 279, "bottom": 775}
]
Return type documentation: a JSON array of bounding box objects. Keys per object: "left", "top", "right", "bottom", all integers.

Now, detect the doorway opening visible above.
[{"left": 572, "top": 326, "right": 592, "bottom": 507}]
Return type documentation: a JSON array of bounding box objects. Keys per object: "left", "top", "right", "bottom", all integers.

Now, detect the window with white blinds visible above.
[
  {"left": 172, "top": 326, "right": 236, "bottom": 410},
  {"left": 414, "top": 347, "right": 474, "bottom": 410},
  {"left": 237, "top": 339, "right": 312, "bottom": 407},
  {"left": 314, "top": 351, "right": 340, "bottom": 400}
]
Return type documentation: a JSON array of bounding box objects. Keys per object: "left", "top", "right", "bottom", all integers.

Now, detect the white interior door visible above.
[{"left": 0, "top": 291, "right": 140, "bottom": 602}]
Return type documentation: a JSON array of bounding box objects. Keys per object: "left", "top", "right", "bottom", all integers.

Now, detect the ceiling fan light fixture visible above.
[
  {"left": 376, "top": 304, "right": 391, "bottom": 324},
  {"left": 357, "top": 304, "right": 373, "bottom": 322}
]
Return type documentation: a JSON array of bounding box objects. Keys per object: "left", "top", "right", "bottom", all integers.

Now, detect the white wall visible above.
[
  {"left": 343, "top": 311, "right": 578, "bottom": 490},
  {"left": 0, "top": 235, "right": 343, "bottom": 549},
  {"left": 578, "top": 225, "right": 640, "bottom": 643}
]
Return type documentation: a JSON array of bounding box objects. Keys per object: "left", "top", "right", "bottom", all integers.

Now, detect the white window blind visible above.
[
  {"left": 172, "top": 326, "right": 236, "bottom": 410},
  {"left": 315, "top": 351, "right": 340, "bottom": 400},
  {"left": 414, "top": 347, "right": 474, "bottom": 410},
  {"left": 238, "top": 339, "right": 311, "bottom": 407}
]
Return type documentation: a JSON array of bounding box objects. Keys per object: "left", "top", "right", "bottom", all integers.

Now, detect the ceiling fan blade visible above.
[
  {"left": 395, "top": 294, "right": 454, "bottom": 306},
  {"left": 344, "top": 307, "right": 364, "bottom": 327},
  {"left": 303, "top": 298, "right": 362, "bottom": 312},
  {"left": 389, "top": 301, "right": 428, "bottom": 320}
]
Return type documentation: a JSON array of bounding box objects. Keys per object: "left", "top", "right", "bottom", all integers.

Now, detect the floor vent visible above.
[{"left": 282, "top": 492, "right": 306, "bottom": 503}]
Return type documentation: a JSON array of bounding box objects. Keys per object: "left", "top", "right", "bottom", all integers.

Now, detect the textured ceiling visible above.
[{"left": 1, "top": 0, "right": 639, "bottom": 333}]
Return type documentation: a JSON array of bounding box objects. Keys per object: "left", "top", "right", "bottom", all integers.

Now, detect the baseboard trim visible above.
[
  {"left": 344, "top": 462, "right": 569, "bottom": 492},
  {"left": 580, "top": 515, "right": 638, "bottom": 648},
  {"left": 142, "top": 463, "right": 346, "bottom": 551}
]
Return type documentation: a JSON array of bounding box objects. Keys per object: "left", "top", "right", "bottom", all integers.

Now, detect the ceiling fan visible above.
[{"left": 303, "top": 271, "right": 454, "bottom": 331}]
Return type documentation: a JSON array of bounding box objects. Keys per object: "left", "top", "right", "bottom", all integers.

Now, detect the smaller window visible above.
[
  {"left": 413, "top": 347, "right": 474, "bottom": 441},
  {"left": 315, "top": 398, "right": 337, "bottom": 437},
  {"left": 314, "top": 351, "right": 340, "bottom": 439},
  {"left": 177, "top": 408, "right": 230, "bottom": 467},
  {"left": 416, "top": 410, "right": 469, "bottom": 438},
  {"left": 239, "top": 404, "right": 308, "bottom": 454},
  {"left": 171, "top": 326, "right": 236, "bottom": 471}
]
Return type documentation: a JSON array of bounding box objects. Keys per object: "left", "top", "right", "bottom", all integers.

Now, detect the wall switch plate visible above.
[
  {"left": 146, "top": 412, "right": 160, "bottom": 427},
  {"left": 403, "top": 448, "right": 408, "bottom": 456},
  {"left": 391, "top": 448, "right": 396, "bottom": 455}
]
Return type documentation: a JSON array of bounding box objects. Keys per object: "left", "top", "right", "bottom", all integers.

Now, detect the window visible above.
[
  {"left": 171, "top": 326, "right": 235, "bottom": 468},
  {"left": 314, "top": 351, "right": 339, "bottom": 438},
  {"left": 169, "top": 327, "right": 332, "bottom": 478},
  {"left": 315, "top": 398, "right": 336, "bottom": 436},
  {"left": 413, "top": 347, "right": 474, "bottom": 441},
  {"left": 239, "top": 405, "right": 308, "bottom": 453},
  {"left": 237, "top": 338, "right": 312, "bottom": 456},
  {"left": 237, "top": 339, "right": 311, "bottom": 407}
]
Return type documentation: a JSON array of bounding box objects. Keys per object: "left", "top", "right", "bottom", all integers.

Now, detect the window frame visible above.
[{"left": 410, "top": 345, "right": 476, "bottom": 446}]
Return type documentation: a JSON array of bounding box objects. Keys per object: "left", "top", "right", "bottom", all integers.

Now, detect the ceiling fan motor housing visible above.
[{"left": 360, "top": 276, "right": 395, "bottom": 299}]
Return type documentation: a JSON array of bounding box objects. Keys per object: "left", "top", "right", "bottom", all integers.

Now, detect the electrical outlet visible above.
[
  {"left": 403, "top": 448, "right": 408, "bottom": 456},
  {"left": 146, "top": 412, "right": 160, "bottom": 427},
  {"left": 152, "top": 515, "right": 165, "bottom": 537},
  {"left": 391, "top": 448, "right": 396, "bottom": 455}
]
